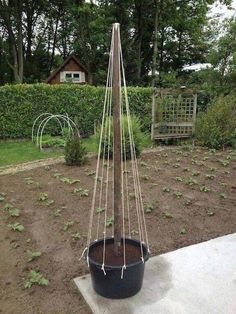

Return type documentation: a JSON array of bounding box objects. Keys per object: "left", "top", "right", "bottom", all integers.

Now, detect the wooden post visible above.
[{"left": 112, "top": 23, "right": 122, "bottom": 255}]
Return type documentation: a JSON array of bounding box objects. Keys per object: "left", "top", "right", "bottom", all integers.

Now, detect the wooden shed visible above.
[{"left": 46, "top": 55, "right": 89, "bottom": 84}]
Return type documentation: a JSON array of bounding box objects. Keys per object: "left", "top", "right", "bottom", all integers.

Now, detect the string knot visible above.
[
  {"left": 121, "top": 264, "right": 126, "bottom": 279},
  {"left": 101, "top": 263, "right": 106, "bottom": 276}
]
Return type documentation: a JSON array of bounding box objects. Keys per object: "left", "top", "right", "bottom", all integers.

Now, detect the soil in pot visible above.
[{"left": 89, "top": 242, "right": 143, "bottom": 266}]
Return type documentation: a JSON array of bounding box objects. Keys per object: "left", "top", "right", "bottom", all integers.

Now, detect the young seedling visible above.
[
  {"left": 96, "top": 207, "right": 105, "bottom": 213},
  {"left": 173, "top": 191, "right": 183, "bottom": 199},
  {"left": 219, "top": 159, "right": 229, "bottom": 167},
  {"left": 162, "top": 212, "right": 173, "bottom": 219},
  {"left": 206, "top": 209, "right": 215, "bottom": 217},
  {"left": 219, "top": 193, "right": 227, "bottom": 199},
  {"left": 53, "top": 172, "right": 62, "bottom": 178},
  {"left": 186, "top": 178, "right": 198, "bottom": 186},
  {"left": 140, "top": 161, "right": 148, "bottom": 167},
  {"left": 131, "top": 230, "right": 139, "bottom": 236},
  {"left": 183, "top": 167, "right": 190, "bottom": 172},
  {"left": 141, "top": 174, "right": 150, "bottom": 181},
  {"left": 8, "top": 222, "right": 24, "bottom": 232},
  {"left": 163, "top": 187, "right": 171, "bottom": 193},
  {"left": 185, "top": 199, "right": 193, "bottom": 206},
  {"left": 192, "top": 171, "right": 200, "bottom": 177},
  {"left": 206, "top": 174, "right": 215, "bottom": 180},
  {"left": 208, "top": 167, "right": 216, "bottom": 172},
  {"left": 53, "top": 209, "right": 61, "bottom": 217},
  {"left": 180, "top": 228, "right": 187, "bottom": 235},
  {"left": 72, "top": 233, "right": 81, "bottom": 240},
  {"left": 3, "top": 203, "right": 13, "bottom": 210},
  {"left": 200, "top": 186, "right": 211, "bottom": 193},
  {"left": 173, "top": 163, "right": 180, "bottom": 168},
  {"left": 0, "top": 195, "right": 5, "bottom": 202},
  {"left": 106, "top": 217, "right": 114, "bottom": 227},
  {"left": 128, "top": 192, "right": 136, "bottom": 200},
  {"left": 175, "top": 177, "right": 183, "bottom": 182},
  {"left": 44, "top": 165, "right": 51, "bottom": 171},
  {"left": 144, "top": 203, "right": 154, "bottom": 213},
  {"left": 63, "top": 220, "right": 74, "bottom": 231},
  {"left": 38, "top": 192, "right": 48, "bottom": 201},
  {"left": 25, "top": 177, "right": 34, "bottom": 185},
  {"left": 73, "top": 187, "right": 89, "bottom": 197},
  {"left": 8, "top": 208, "right": 21, "bottom": 217},
  {"left": 27, "top": 250, "right": 42, "bottom": 262},
  {"left": 46, "top": 200, "right": 54, "bottom": 206},
  {"left": 24, "top": 270, "right": 49, "bottom": 289}
]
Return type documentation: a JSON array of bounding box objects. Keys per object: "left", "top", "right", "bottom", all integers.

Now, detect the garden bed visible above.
[{"left": 0, "top": 146, "right": 236, "bottom": 313}]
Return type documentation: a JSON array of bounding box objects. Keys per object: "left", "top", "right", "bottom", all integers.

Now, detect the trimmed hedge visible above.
[{"left": 0, "top": 84, "right": 152, "bottom": 139}]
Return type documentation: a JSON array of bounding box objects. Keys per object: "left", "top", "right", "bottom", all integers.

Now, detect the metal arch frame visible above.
[{"left": 32, "top": 113, "right": 80, "bottom": 151}]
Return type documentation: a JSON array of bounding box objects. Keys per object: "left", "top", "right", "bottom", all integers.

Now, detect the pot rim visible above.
[{"left": 87, "top": 237, "right": 149, "bottom": 269}]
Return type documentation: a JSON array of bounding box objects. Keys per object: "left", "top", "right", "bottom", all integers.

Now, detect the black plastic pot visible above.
[{"left": 86, "top": 237, "right": 149, "bottom": 299}]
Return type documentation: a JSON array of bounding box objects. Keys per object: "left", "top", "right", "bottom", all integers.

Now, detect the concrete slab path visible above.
[{"left": 74, "top": 233, "right": 236, "bottom": 314}]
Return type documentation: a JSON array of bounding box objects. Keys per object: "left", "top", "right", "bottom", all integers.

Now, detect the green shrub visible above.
[
  {"left": 196, "top": 95, "right": 236, "bottom": 149},
  {"left": 65, "top": 135, "right": 87, "bottom": 166},
  {"left": 0, "top": 84, "right": 152, "bottom": 139},
  {"left": 41, "top": 135, "right": 65, "bottom": 148},
  {"left": 96, "top": 115, "right": 149, "bottom": 160}
]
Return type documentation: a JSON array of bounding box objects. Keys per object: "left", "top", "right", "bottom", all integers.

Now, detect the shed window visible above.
[{"left": 60, "top": 71, "right": 85, "bottom": 83}]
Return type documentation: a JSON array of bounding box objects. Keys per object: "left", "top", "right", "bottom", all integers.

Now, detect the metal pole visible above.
[{"left": 112, "top": 23, "right": 122, "bottom": 255}]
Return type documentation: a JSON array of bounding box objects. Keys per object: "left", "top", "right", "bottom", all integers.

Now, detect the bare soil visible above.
[{"left": 0, "top": 146, "right": 236, "bottom": 314}]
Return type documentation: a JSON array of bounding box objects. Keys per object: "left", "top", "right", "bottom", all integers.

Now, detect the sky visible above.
[{"left": 210, "top": 0, "right": 236, "bottom": 19}]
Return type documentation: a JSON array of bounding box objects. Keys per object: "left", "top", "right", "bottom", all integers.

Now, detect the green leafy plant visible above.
[
  {"left": 73, "top": 187, "right": 89, "bottom": 197},
  {"left": 163, "top": 187, "right": 171, "bottom": 193},
  {"left": 96, "top": 115, "right": 149, "bottom": 160},
  {"left": 63, "top": 220, "right": 74, "bottom": 231},
  {"left": 175, "top": 176, "right": 183, "bottom": 182},
  {"left": 162, "top": 212, "right": 173, "bottom": 219},
  {"left": 141, "top": 174, "right": 150, "bottom": 181},
  {"left": 218, "top": 159, "right": 230, "bottom": 167},
  {"left": 53, "top": 209, "right": 61, "bottom": 217},
  {"left": 25, "top": 177, "right": 34, "bottom": 185},
  {"left": 206, "top": 209, "right": 215, "bottom": 217},
  {"left": 72, "top": 232, "right": 81, "bottom": 240},
  {"left": 200, "top": 186, "right": 211, "bottom": 192},
  {"left": 65, "top": 135, "right": 87, "bottom": 166},
  {"left": 192, "top": 171, "right": 200, "bottom": 176},
  {"left": 96, "top": 207, "right": 105, "bottom": 213},
  {"left": 8, "top": 208, "right": 21, "bottom": 217},
  {"left": 186, "top": 178, "right": 198, "bottom": 186},
  {"left": 196, "top": 95, "right": 236, "bottom": 149},
  {"left": 24, "top": 270, "right": 49, "bottom": 289},
  {"left": 180, "top": 228, "right": 187, "bottom": 235},
  {"left": 144, "top": 203, "right": 154, "bottom": 213},
  {"left": 106, "top": 217, "right": 114, "bottom": 227},
  {"left": 38, "top": 192, "right": 48, "bottom": 201},
  {"left": 46, "top": 200, "right": 54, "bottom": 206},
  {"left": 8, "top": 222, "right": 24, "bottom": 232},
  {"left": 173, "top": 191, "right": 183, "bottom": 199},
  {"left": 206, "top": 174, "right": 215, "bottom": 180},
  {"left": 27, "top": 250, "right": 42, "bottom": 262},
  {"left": 219, "top": 193, "right": 226, "bottom": 199},
  {"left": 3, "top": 203, "right": 13, "bottom": 210}
]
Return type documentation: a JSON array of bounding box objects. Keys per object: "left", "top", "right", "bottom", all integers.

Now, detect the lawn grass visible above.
[
  {"left": 0, "top": 141, "right": 62, "bottom": 167},
  {"left": 0, "top": 135, "right": 151, "bottom": 167}
]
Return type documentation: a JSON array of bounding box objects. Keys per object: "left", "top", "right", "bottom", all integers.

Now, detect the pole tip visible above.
[{"left": 113, "top": 23, "right": 120, "bottom": 30}]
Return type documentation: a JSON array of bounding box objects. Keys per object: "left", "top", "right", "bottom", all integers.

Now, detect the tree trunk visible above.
[{"left": 17, "top": 0, "right": 24, "bottom": 82}]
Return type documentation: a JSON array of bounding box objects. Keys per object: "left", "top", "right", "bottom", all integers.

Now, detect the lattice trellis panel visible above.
[{"left": 151, "top": 89, "right": 197, "bottom": 140}]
